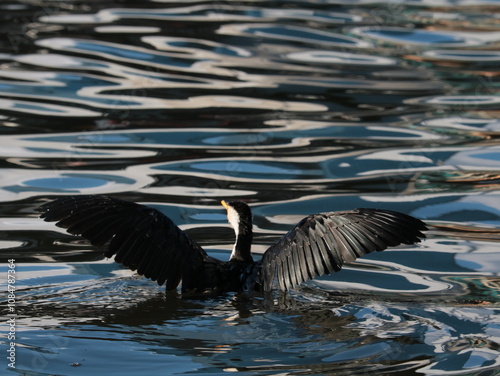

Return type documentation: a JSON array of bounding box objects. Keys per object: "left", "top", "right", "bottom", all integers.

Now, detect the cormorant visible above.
[{"left": 39, "top": 195, "right": 427, "bottom": 294}]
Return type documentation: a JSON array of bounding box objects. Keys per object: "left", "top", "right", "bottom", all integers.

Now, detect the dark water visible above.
[{"left": 1, "top": 1, "right": 500, "bottom": 375}]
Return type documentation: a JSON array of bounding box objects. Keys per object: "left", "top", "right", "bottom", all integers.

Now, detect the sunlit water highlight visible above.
[{"left": 0, "top": 1, "right": 499, "bottom": 375}]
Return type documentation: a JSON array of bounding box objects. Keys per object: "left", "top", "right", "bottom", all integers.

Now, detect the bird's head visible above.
[{"left": 221, "top": 200, "right": 253, "bottom": 262}]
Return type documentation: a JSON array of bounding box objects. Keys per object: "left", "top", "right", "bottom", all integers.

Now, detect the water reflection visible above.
[
  {"left": 0, "top": 97, "right": 100, "bottom": 117},
  {"left": 421, "top": 50, "right": 500, "bottom": 65},
  {"left": 351, "top": 26, "right": 500, "bottom": 48},
  {"left": 285, "top": 49, "right": 399, "bottom": 66},
  {"left": 1, "top": 0, "right": 500, "bottom": 375},
  {"left": 41, "top": 5, "right": 370, "bottom": 25}
]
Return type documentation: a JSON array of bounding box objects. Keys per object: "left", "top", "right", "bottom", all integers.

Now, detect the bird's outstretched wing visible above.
[
  {"left": 39, "top": 195, "right": 209, "bottom": 290},
  {"left": 260, "top": 208, "right": 427, "bottom": 292}
]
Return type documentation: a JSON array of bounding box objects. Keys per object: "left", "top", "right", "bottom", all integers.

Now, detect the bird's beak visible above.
[{"left": 221, "top": 200, "right": 229, "bottom": 210}]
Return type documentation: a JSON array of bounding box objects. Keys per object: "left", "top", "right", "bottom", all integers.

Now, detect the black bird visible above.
[{"left": 39, "top": 195, "right": 427, "bottom": 294}]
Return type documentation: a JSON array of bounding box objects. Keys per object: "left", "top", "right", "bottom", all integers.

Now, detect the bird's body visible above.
[{"left": 39, "top": 195, "right": 427, "bottom": 294}]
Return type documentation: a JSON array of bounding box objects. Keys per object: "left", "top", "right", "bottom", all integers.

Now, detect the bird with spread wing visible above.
[{"left": 39, "top": 195, "right": 427, "bottom": 294}]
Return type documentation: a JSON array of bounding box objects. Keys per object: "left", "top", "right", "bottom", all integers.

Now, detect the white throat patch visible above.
[
  {"left": 223, "top": 203, "right": 241, "bottom": 260},
  {"left": 226, "top": 205, "right": 240, "bottom": 237}
]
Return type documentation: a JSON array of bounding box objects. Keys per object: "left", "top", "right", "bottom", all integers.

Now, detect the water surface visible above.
[{"left": 1, "top": 1, "right": 499, "bottom": 375}]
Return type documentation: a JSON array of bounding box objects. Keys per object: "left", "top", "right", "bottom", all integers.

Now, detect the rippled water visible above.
[{"left": 1, "top": 1, "right": 500, "bottom": 375}]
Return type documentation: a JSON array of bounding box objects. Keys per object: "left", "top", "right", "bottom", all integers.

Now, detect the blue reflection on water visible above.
[
  {"left": 0, "top": 1, "right": 499, "bottom": 376},
  {"left": 24, "top": 177, "right": 107, "bottom": 189}
]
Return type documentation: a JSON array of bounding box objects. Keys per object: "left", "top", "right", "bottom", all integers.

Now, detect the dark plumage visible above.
[{"left": 39, "top": 195, "right": 427, "bottom": 294}]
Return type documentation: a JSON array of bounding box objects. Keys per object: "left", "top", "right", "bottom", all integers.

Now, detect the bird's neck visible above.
[{"left": 230, "top": 229, "right": 253, "bottom": 263}]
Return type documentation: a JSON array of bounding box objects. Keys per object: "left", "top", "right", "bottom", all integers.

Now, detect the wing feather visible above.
[
  {"left": 303, "top": 240, "right": 318, "bottom": 278},
  {"left": 39, "top": 195, "right": 210, "bottom": 290},
  {"left": 317, "top": 222, "right": 342, "bottom": 271},
  {"left": 348, "top": 221, "right": 386, "bottom": 251},
  {"left": 332, "top": 225, "right": 358, "bottom": 263},
  {"left": 295, "top": 238, "right": 309, "bottom": 283},
  {"left": 290, "top": 248, "right": 301, "bottom": 288},
  {"left": 279, "top": 255, "right": 289, "bottom": 291},
  {"left": 260, "top": 208, "right": 427, "bottom": 292}
]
